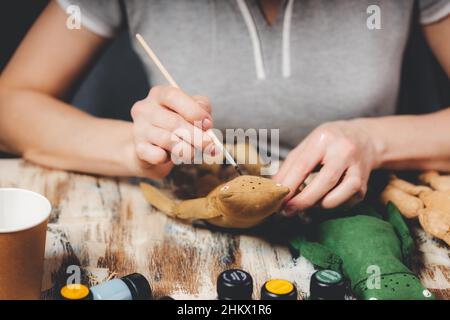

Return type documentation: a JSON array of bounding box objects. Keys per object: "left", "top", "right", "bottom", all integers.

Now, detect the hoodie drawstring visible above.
[
  {"left": 236, "top": 0, "right": 294, "bottom": 80},
  {"left": 236, "top": 0, "right": 266, "bottom": 80},
  {"left": 282, "top": 0, "right": 294, "bottom": 78}
]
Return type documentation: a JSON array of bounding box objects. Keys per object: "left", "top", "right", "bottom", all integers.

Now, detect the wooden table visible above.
[{"left": 0, "top": 159, "right": 449, "bottom": 300}]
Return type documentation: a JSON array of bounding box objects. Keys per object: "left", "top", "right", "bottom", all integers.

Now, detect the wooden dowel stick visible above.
[
  {"left": 135, "top": 33, "right": 240, "bottom": 171},
  {"left": 136, "top": 34, "right": 180, "bottom": 89}
]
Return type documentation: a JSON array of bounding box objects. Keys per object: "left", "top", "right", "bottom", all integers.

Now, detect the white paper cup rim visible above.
[{"left": 0, "top": 188, "right": 52, "bottom": 233}]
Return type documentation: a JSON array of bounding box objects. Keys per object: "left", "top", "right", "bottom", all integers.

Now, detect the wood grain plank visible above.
[
  {"left": 0, "top": 159, "right": 449, "bottom": 300},
  {"left": 413, "top": 227, "right": 450, "bottom": 299},
  {"left": 239, "top": 235, "right": 316, "bottom": 299}
]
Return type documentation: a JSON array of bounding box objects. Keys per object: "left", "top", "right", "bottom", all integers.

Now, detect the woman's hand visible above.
[
  {"left": 130, "top": 85, "right": 214, "bottom": 175},
  {"left": 274, "top": 120, "right": 383, "bottom": 214}
]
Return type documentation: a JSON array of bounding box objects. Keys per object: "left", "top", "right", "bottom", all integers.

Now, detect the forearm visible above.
[
  {"left": 353, "top": 108, "right": 450, "bottom": 172},
  {"left": 0, "top": 87, "right": 136, "bottom": 176}
]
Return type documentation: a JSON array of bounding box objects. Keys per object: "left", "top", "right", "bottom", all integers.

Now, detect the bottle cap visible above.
[
  {"left": 121, "top": 273, "right": 152, "bottom": 300},
  {"left": 261, "top": 279, "right": 297, "bottom": 300},
  {"left": 217, "top": 269, "right": 253, "bottom": 300},
  {"left": 310, "top": 270, "right": 347, "bottom": 300},
  {"left": 59, "top": 284, "right": 92, "bottom": 300}
]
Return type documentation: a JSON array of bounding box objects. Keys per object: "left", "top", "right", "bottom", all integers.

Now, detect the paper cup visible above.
[{"left": 0, "top": 188, "right": 51, "bottom": 299}]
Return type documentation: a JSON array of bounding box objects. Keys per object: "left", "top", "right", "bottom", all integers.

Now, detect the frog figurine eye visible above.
[{"left": 220, "top": 185, "right": 230, "bottom": 191}]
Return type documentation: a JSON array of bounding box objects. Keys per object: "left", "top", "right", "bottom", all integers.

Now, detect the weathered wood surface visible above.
[{"left": 0, "top": 159, "right": 449, "bottom": 300}]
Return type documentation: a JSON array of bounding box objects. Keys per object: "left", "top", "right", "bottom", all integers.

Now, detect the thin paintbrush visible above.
[{"left": 135, "top": 33, "right": 243, "bottom": 175}]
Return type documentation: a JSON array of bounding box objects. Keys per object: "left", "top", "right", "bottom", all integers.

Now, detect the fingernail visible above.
[
  {"left": 202, "top": 118, "right": 212, "bottom": 130},
  {"left": 283, "top": 205, "right": 297, "bottom": 216},
  {"left": 208, "top": 144, "right": 216, "bottom": 156}
]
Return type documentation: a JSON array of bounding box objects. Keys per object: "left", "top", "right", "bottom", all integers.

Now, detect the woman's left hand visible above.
[{"left": 273, "top": 120, "right": 383, "bottom": 215}]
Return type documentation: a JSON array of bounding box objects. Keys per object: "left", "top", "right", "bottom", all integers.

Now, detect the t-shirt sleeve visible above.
[
  {"left": 57, "top": 0, "right": 123, "bottom": 38},
  {"left": 419, "top": 0, "right": 450, "bottom": 25}
]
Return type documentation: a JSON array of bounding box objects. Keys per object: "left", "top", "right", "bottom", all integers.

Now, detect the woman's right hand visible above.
[{"left": 130, "top": 85, "right": 214, "bottom": 178}]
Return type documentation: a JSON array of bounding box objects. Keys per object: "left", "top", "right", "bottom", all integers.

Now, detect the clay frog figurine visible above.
[{"left": 140, "top": 175, "right": 290, "bottom": 228}]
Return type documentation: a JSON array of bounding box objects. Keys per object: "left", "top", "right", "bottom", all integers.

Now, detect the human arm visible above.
[
  {"left": 274, "top": 14, "right": 450, "bottom": 213},
  {"left": 0, "top": 1, "right": 212, "bottom": 179}
]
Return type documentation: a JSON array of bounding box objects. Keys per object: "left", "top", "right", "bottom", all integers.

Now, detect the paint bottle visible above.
[
  {"left": 260, "top": 279, "right": 297, "bottom": 300},
  {"left": 58, "top": 284, "right": 92, "bottom": 300},
  {"left": 309, "top": 270, "right": 347, "bottom": 300},
  {"left": 217, "top": 269, "right": 253, "bottom": 300},
  {"left": 59, "top": 273, "right": 151, "bottom": 300},
  {"left": 90, "top": 273, "right": 151, "bottom": 300}
]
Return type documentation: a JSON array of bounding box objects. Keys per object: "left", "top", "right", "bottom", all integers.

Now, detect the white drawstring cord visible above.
[
  {"left": 236, "top": 0, "right": 266, "bottom": 80},
  {"left": 282, "top": 0, "right": 294, "bottom": 78}
]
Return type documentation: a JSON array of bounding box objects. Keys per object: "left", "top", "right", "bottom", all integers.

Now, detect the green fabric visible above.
[
  {"left": 317, "top": 216, "right": 409, "bottom": 284},
  {"left": 290, "top": 205, "right": 435, "bottom": 300},
  {"left": 290, "top": 236, "right": 342, "bottom": 272},
  {"left": 354, "top": 272, "right": 434, "bottom": 300},
  {"left": 385, "top": 202, "right": 415, "bottom": 264}
]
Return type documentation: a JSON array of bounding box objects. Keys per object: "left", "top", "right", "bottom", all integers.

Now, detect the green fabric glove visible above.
[{"left": 290, "top": 206, "right": 435, "bottom": 300}]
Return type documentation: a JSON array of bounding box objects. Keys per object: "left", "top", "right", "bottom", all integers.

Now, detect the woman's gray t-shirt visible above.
[{"left": 58, "top": 0, "right": 450, "bottom": 148}]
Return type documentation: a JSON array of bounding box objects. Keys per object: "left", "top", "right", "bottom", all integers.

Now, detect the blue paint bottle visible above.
[
  {"left": 59, "top": 273, "right": 151, "bottom": 300},
  {"left": 90, "top": 273, "right": 151, "bottom": 300}
]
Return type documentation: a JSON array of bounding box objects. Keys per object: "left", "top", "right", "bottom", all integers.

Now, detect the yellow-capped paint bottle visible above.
[
  {"left": 59, "top": 284, "right": 92, "bottom": 300},
  {"left": 260, "top": 279, "right": 297, "bottom": 300},
  {"left": 58, "top": 273, "right": 151, "bottom": 300}
]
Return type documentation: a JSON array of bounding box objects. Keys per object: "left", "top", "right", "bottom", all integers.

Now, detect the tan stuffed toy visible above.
[
  {"left": 141, "top": 175, "right": 290, "bottom": 229},
  {"left": 381, "top": 171, "right": 450, "bottom": 246}
]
